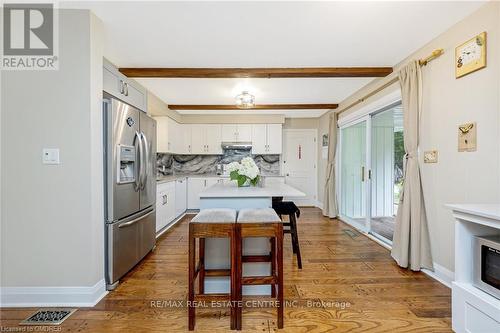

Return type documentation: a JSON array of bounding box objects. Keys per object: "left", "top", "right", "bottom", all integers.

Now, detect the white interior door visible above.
[{"left": 282, "top": 129, "right": 317, "bottom": 206}]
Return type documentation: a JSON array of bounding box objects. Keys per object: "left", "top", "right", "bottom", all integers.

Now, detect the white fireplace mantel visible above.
[{"left": 447, "top": 204, "right": 500, "bottom": 333}]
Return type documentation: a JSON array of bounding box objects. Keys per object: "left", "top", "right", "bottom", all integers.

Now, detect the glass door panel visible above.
[
  {"left": 340, "top": 120, "right": 367, "bottom": 231},
  {"left": 369, "top": 104, "right": 403, "bottom": 243}
]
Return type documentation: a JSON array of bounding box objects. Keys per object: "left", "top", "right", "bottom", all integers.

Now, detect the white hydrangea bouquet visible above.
[{"left": 227, "top": 157, "right": 260, "bottom": 187}]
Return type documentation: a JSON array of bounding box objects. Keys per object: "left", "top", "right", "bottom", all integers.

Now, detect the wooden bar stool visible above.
[
  {"left": 188, "top": 208, "right": 237, "bottom": 331},
  {"left": 235, "top": 208, "right": 284, "bottom": 330},
  {"left": 272, "top": 200, "right": 302, "bottom": 269}
]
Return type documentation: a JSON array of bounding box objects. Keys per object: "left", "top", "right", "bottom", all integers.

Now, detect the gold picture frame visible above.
[{"left": 455, "top": 32, "right": 487, "bottom": 78}]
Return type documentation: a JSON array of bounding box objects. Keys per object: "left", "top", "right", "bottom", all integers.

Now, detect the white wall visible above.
[
  {"left": 283, "top": 117, "right": 319, "bottom": 130},
  {"left": 330, "top": 1, "right": 500, "bottom": 274},
  {"left": 1, "top": 10, "right": 105, "bottom": 305}
]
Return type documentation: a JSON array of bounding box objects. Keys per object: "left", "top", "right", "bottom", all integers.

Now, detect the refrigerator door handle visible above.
[
  {"left": 140, "top": 132, "right": 149, "bottom": 190},
  {"left": 134, "top": 131, "right": 144, "bottom": 192},
  {"left": 118, "top": 208, "right": 155, "bottom": 228}
]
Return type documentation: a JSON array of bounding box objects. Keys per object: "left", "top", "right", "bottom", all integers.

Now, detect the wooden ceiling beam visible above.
[
  {"left": 168, "top": 104, "right": 338, "bottom": 110},
  {"left": 119, "top": 67, "right": 392, "bottom": 78}
]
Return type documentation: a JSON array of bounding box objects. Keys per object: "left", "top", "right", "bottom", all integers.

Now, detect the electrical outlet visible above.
[{"left": 424, "top": 150, "right": 438, "bottom": 163}]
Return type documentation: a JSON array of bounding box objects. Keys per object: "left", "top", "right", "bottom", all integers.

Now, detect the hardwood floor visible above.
[{"left": 0, "top": 208, "right": 452, "bottom": 332}]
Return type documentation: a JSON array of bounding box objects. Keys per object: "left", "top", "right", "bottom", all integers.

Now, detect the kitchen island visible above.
[{"left": 199, "top": 181, "right": 305, "bottom": 295}]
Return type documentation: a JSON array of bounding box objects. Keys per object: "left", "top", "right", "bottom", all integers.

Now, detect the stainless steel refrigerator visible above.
[{"left": 103, "top": 93, "right": 156, "bottom": 290}]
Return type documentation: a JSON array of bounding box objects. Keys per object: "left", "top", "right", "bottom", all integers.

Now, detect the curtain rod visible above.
[
  {"left": 419, "top": 48, "right": 444, "bottom": 66},
  {"left": 336, "top": 48, "right": 444, "bottom": 116}
]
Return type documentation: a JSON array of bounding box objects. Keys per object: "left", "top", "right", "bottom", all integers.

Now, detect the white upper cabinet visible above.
[
  {"left": 155, "top": 116, "right": 169, "bottom": 153},
  {"left": 167, "top": 117, "right": 181, "bottom": 153},
  {"left": 158, "top": 120, "right": 280, "bottom": 155},
  {"left": 266, "top": 124, "right": 283, "bottom": 154},
  {"left": 103, "top": 59, "right": 147, "bottom": 111},
  {"left": 191, "top": 124, "right": 206, "bottom": 154},
  {"left": 205, "top": 125, "right": 223, "bottom": 154},
  {"left": 237, "top": 124, "right": 252, "bottom": 142},
  {"left": 251, "top": 124, "right": 282, "bottom": 154},
  {"left": 155, "top": 116, "right": 184, "bottom": 154},
  {"left": 222, "top": 125, "right": 238, "bottom": 142},
  {"left": 180, "top": 124, "right": 192, "bottom": 154},
  {"left": 221, "top": 124, "right": 252, "bottom": 142},
  {"left": 191, "top": 124, "right": 222, "bottom": 155},
  {"left": 251, "top": 124, "right": 267, "bottom": 154}
]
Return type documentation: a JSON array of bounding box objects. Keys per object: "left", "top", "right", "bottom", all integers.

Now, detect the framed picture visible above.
[
  {"left": 321, "top": 134, "right": 329, "bottom": 159},
  {"left": 455, "top": 32, "right": 487, "bottom": 78},
  {"left": 322, "top": 134, "right": 329, "bottom": 147}
]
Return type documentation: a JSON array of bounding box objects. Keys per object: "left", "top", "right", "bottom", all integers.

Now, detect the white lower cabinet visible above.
[
  {"left": 175, "top": 177, "right": 187, "bottom": 217},
  {"left": 187, "top": 178, "right": 205, "bottom": 210},
  {"left": 156, "top": 178, "right": 189, "bottom": 234},
  {"left": 187, "top": 177, "right": 225, "bottom": 209},
  {"left": 156, "top": 181, "right": 176, "bottom": 232}
]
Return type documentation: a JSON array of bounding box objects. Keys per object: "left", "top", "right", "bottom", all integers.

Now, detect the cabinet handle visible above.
[
  {"left": 204, "top": 180, "right": 207, "bottom": 187},
  {"left": 119, "top": 80, "right": 124, "bottom": 94},
  {"left": 162, "top": 194, "right": 168, "bottom": 205},
  {"left": 124, "top": 82, "right": 129, "bottom": 96}
]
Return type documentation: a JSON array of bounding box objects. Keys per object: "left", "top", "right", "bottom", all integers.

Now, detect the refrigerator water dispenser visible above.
[{"left": 117, "top": 145, "right": 136, "bottom": 184}]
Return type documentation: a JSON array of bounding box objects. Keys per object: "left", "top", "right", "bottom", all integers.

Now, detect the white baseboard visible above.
[
  {"left": 314, "top": 201, "right": 324, "bottom": 210},
  {"left": 0, "top": 279, "right": 107, "bottom": 308},
  {"left": 422, "top": 263, "right": 454, "bottom": 289}
]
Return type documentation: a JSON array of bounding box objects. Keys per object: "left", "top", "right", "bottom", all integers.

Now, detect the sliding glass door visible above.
[
  {"left": 339, "top": 118, "right": 368, "bottom": 232},
  {"left": 369, "top": 104, "right": 403, "bottom": 243},
  {"left": 339, "top": 102, "right": 403, "bottom": 244}
]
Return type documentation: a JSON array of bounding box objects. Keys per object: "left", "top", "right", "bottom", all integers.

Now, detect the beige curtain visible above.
[
  {"left": 322, "top": 112, "right": 338, "bottom": 218},
  {"left": 391, "top": 61, "right": 433, "bottom": 271}
]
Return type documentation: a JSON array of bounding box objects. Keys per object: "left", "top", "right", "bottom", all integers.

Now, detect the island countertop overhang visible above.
[{"left": 199, "top": 182, "right": 306, "bottom": 198}]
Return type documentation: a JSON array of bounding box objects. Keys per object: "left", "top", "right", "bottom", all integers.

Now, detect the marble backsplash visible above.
[{"left": 157, "top": 149, "right": 280, "bottom": 176}]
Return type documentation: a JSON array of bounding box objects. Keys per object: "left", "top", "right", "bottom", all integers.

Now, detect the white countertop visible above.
[
  {"left": 200, "top": 182, "right": 305, "bottom": 198},
  {"left": 446, "top": 204, "right": 500, "bottom": 221}
]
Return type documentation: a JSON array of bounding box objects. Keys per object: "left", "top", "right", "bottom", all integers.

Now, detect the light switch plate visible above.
[
  {"left": 42, "top": 148, "right": 60, "bottom": 164},
  {"left": 458, "top": 122, "right": 477, "bottom": 152},
  {"left": 424, "top": 150, "right": 438, "bottom": 163}
]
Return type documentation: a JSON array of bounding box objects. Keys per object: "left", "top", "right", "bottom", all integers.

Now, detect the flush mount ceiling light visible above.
[{"left": 235, "top": 91, "right": 255, "bottom": 109}]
